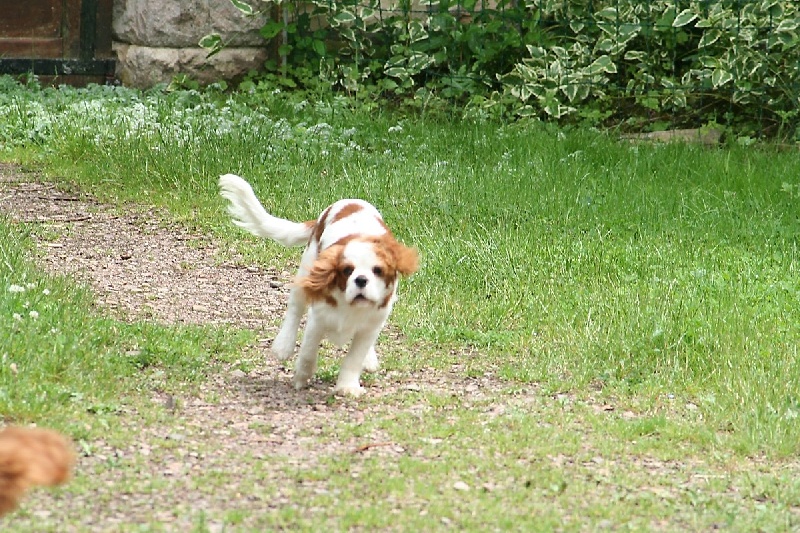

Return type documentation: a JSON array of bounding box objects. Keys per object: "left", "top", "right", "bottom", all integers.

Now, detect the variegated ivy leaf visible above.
[
  {"left": 408, "top": 20, "right": 428, "bottom": 43},
  {"left": 596, "top": 7, "right": 618, "bottom": 20},
  {"left": 332, "top": 10, "right": 356, "bottom": 27},
  {"left": 595, "top": 38, "right": 614, "bottom": 53},
  {"left": 699, "top": 29, "right": 722, "bottom": 48},
  {"left": 198, "top": 33, "right": 222, "bottom": 50},
  {"left": 587, "top": 55, "right": 617, "bottom": 75},
  {"left": 776, "top": 18, "right": 800, "bottom": 33},
  {"left": 230, "top": 0, "right": 254, "bottom": 16},
  {"left": 384, "top": 66, "right": 410, "bottom": 81},
  {"left": 699, "top": 56, "right": 719, "bottom": 69},
  {"left": 526, "top": 45, "right": 547, "bottom": 59},
  {"left": 429, "top": 13, "right": 455, "bottom": 32},
  {"left": 198, "top": 33, "right": 223, "bottom": 58},
  {"left": 624, "top": 50, "right": 647, "bottom": 61},
  {"left": 711, "top": 68, "right": 734, "bottom": 88},
  {"left": 561, "top": 81, "right": 590, "bottom": 103},
  {"left": 359, "top": 7, "right": 376, "bottom": 21},
  {"left": 672, "top": 9, "right": 698, "bottom": 28},
  {"left": 618, "top": 23, "right": 641, "bottom": 43},
  {"left": 570, "top": 20, "right": 585, "bottom": 33},
  {"left": 407, "top": 52, "right": 434, "bottom": 73}
]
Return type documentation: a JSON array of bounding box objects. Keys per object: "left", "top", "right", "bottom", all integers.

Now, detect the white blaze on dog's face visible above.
[{"left": 340, "top": 240, "right": 392, "bottom": 307}]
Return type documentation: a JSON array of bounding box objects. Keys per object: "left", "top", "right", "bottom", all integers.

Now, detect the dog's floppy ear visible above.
[
  {"left": 295, "top": 245, "right": 343, "bottom": 300},
  {"left": 389, "top": 239, "right": 419, "bottom": 277}
]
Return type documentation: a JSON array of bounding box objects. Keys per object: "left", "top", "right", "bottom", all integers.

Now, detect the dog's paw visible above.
[
  {"left": 334, "top": 383, "right": 366, "bottom": 397},
  {"left": 271, "top": 336, "right": 295, "bottom": 361},
  {"left": 362, "top": 348, "right": 380, "bottom": 373},
  {"left": 293, "top": 374, "right": 312, "bottom": 391}
]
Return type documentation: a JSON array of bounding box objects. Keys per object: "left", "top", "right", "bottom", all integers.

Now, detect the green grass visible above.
[
  {"left": 2, "top": 77, "right": 799, "bottom": 454},
  {"left": 1, "top": 76, "right": 800, "bottom": 529},
  {"left": 0, "top": 217, "right": 253, "bottom": 436}
]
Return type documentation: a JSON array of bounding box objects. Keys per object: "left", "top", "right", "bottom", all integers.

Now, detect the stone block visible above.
[
  {"left": 113, "top": 0, "right": 270, "bottom": 47},
  {"left": 114, "top": 43, "right": 268, "bottom": 88}
]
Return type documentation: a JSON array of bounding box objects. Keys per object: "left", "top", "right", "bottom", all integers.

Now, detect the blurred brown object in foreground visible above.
[{"left": 0, "top": 426, "right": 75, "bottom": 516}]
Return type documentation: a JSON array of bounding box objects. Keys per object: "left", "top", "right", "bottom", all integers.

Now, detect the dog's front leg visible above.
[
  {"left": 362, "top": 346, "right": 380, "bottom": 373},
  {"left": 334, "top": 330, "right": 380, "bottom": 396},
  {"left": 293, "top": 316, "right": 324, "bottom": 390},
  {"left": 272, "top": 288, "right": 307, "bottom": 361}
]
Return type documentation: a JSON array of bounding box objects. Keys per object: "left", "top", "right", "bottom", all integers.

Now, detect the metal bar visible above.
[
  {"left": 0, "top": 58, "right": 115, "bottom": 76},
  {"left": 80, "top": 0, "right": 99, "bottom": 60}
]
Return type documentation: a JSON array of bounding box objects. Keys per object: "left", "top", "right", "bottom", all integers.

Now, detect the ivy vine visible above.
[{"left": 203, "top": 0, "right": 800, "bottom": 138}]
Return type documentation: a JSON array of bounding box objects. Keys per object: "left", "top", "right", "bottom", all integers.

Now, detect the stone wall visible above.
[{"left": 112, "top": 0, "right": 270, "bottom": 88}]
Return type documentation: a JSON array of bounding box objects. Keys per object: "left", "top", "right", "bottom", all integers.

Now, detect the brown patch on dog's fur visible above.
[
  {"left": 311, "top": 206, "right": 333, "bottom": 245},
  {"left": 0, "top": 427, "right": 75, "bottom": 517},
  {"left": 331, "top": 202, "right": 364, "bottom": 223}
]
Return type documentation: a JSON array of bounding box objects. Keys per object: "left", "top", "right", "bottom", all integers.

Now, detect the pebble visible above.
[{"left": 453, "top": 481, "right": 470, "bottom": 491}]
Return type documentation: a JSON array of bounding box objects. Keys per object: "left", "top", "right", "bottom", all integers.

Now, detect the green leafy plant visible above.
[
  {"left": 503, "top": 1, "right": 800, "bottom": 132},
  {"left": 205, "top": 0, "right": 529, "bottom": 99},
  {"left": 201, "top": 0, "right": 800, "bottom": 136}
]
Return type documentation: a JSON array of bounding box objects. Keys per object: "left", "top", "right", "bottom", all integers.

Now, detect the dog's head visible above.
[{"left": 297, "top": 235, "right": 418, "bottom": 308}]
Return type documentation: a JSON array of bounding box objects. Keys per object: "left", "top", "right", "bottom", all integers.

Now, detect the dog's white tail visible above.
[{"left": 218, "top": 174, "right": 313, "bottom": 247}]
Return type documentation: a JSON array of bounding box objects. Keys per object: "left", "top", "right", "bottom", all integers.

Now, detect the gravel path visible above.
[{"left": 0, "top": 163, "right": 459, "bottom": 529}]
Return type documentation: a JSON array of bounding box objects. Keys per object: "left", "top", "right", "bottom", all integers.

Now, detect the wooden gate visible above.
[{"left": 0, "top": 0, "right": 115, "bottom": 84}]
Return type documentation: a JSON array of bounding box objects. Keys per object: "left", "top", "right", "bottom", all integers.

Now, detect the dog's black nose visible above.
[{"left": 354, "top": 275, "right": 368, "bottom": 288}]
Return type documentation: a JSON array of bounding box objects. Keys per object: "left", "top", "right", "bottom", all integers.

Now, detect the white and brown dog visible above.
[{"left": 219, "top": 174, "right": 418, "bottom": 395}]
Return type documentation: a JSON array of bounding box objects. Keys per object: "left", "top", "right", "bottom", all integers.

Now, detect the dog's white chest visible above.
[{"left": 310, "top": 304, "right": 391, "bottom": 347}]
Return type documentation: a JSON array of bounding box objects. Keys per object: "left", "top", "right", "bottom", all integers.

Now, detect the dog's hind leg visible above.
[{"left": 272, "top": 287, "right": 307, "bottom": 361}]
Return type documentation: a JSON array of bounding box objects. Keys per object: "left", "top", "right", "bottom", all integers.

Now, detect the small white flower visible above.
[
  {"left": 8, "top": 285, "right": 25, "bottom": 293},
  {"left": 29, "top": 311, "right": 39, "bottom": 319},
  {"left": 12, "top": 313, "right": 22, "bottom": 321},
  {"left": 42, "top": 289, "right": 51, "bottom": 296},
  {"left": 25, "top": 283, "right": 35, "bottom": 289},
  {"left": 388, "top": 125, "right": 404, "bottom": 134}
]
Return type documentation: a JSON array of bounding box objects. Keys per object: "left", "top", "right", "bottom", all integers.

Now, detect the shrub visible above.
[{"left": 204, "top": 0, "right": 800, "bottom": 137}]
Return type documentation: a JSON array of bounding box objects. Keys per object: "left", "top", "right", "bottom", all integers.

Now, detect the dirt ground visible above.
[{"left": 1, "top": 163, "right": 476, "bottom": 530}]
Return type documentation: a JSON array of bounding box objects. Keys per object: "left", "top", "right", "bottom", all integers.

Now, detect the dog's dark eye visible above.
[
  {"left": 342, "top": 266, "right": 354, "bottom": 276},
  {"left": 372, "top": 266, "right": 384, "bottom": 276}
]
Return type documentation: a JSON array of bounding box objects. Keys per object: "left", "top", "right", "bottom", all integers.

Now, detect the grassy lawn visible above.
[
  {"left": 0, "top": 215, "right": 253, "bottom": 434},
  {"left": 1, "top": 76, "right": 799, "bottom": 530}
]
